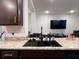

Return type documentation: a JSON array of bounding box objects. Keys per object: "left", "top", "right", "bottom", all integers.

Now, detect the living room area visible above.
[{"left": 28, "top": 0, "right": 79, "bottom": 38}]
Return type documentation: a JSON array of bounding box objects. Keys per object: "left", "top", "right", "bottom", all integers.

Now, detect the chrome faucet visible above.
[{"left": 39, "top": 26, "right": 43, "bottom": 41}]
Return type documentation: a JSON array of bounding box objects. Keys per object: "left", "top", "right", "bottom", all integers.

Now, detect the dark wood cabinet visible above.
[
  {"left": 1, "top": 51, "right": 18, "bottom": 59},
  {"left": 18, "top": 0, "right": 23, "bottom": 25},
  {"left": 65, "top": 50, "right": 79, "bottom": 59},
  {"left": 1, "top": 50, "right": 79, "bottom": 59},
  {"left": 0, "top": 51, "right": 1, "bottom": 59},
  {"left": 0, "top": 0, "right": 23, "bottom": 25},
  {"left": 20, "top": 50, "right": 64, "bottom": 59}
]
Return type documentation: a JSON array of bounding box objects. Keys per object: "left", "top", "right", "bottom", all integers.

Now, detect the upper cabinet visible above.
[{"left": 0, "top": 0, "right": 23, "bottom": 25}]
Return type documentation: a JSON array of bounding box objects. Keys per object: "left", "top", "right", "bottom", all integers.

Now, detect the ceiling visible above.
[{"left": 32, "top": 0, "right": 79, "bottom": 14}]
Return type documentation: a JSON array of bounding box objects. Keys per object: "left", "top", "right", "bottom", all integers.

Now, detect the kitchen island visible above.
[
  {"left": 0, "top": 38, "right": 79, "bottom": 50},
  {"left": 0, "top": 38, "right": 79, "bottom": 59}
]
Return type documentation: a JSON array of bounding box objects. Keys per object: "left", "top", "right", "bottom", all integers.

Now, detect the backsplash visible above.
[{"left": 2, "top": 26, "right": 24, "bottom": 33}]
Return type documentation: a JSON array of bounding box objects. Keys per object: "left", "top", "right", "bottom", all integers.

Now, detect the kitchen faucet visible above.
[{"left": 39, "top": 26, "right": 43, "bottom": 41}]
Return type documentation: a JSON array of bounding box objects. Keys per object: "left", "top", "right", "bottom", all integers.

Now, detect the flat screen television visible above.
[{"left": 50, "top": 20, "right": 66, "bottom": 29}]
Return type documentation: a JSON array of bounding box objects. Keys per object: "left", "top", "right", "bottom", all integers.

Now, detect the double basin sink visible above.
[{"left": 23, "top": 39, "right": 62, "bottom": 47}]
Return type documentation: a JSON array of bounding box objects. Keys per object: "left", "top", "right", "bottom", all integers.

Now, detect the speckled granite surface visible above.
[{"left": 0, "top": 38, "right": 79, "bottom": 50}]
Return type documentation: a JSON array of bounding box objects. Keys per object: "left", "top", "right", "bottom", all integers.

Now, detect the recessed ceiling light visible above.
[
  {"left": 45, "top": 10, "right": 50, "bottom": 14},
  {"left": 69, "top": 10, "right": 75, "bottom": 13}
]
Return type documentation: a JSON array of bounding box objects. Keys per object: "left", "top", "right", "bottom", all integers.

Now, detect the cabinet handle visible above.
[
  {"left": 3, "top": 54, "right": 13, "bottom": 56},
  {"left": 18, "top": 10, "right": 21, "bottom": 15},
  {"left": 14, "top": 16, "right": 16, "bottom": 23}
]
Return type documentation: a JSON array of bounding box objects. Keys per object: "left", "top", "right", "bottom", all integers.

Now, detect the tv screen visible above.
[{"left": 50, "top": 20, "right": 66, "bottom": 29}]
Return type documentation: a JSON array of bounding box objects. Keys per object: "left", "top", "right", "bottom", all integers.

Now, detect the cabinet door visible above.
[
  {"left": 0, "top": 0, "right": 18, "bottom": 25},
  {"left": 1, "top": 51, "right": 18, "bottom": 59},
  {"left": 65, "top": 50, "right": 79, "bottom": 59},
  {"left": 0, "top": 51, "right": 1, "bottom": 59},
  {"left": 18, "top": 0, "right": 23, "bottom": 25},
  {"left": 20, "top": 50, "right": 64, "bottom": 59}
]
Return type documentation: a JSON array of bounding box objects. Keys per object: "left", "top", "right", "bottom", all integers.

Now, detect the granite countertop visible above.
[{"left": 0, "top": 38, "right": 79, "bottom": 50}]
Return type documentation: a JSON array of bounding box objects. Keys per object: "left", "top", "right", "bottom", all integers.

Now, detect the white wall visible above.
[
  {"left": 23, "top": 0, "right": 28, "bottom": 36},
  {"left": 28, "top": 0, "right": 37, "bottom": 34},
  {"left": 28, "top": 12, "right": 37, "bottom": 34},
  {"left": 29, "top": 12, "right": 37, "bottom": 34},
  {"left": 32, "top": 13, "right": 79, "bottom": 35}
]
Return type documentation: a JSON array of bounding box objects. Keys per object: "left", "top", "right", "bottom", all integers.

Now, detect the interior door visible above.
[{"left": 0, "top": 0, "right": 18, "bottom": 25}]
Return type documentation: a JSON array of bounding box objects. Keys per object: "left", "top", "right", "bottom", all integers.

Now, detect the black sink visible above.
[{"left": 23, "top": 40, "right": 62, "bottom": 47}]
